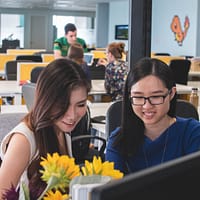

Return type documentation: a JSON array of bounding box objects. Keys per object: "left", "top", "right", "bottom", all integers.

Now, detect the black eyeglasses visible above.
[{"left": 130, "top": 90, "right": 171, "bottom": 106}]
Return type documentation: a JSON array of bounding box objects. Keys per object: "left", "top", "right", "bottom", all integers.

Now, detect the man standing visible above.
[{"left": 53, "top": 23, "right": 88, "bottom": 59}]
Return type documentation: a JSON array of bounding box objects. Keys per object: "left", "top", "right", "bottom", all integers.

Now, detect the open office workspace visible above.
[{"left": 1, "top": 0, "right": 200, "bottom": 199}]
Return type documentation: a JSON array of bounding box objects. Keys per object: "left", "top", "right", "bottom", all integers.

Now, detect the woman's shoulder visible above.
[
  {"left": 1, "top": 122, "right": 36, "bottom": 160},
  {"left": 109, "top": 127, "right": 121, "bottom": 140},
  {"left": 175, "top": 116, "right": 200, "bottom": 129}
]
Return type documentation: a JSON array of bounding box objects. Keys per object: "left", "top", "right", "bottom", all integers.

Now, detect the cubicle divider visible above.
[
  {"left": 17, "top": 62, "right": 49, "bottom": 84},
  {"left": 41, "top": 54, "right": 55, "bottom": 62},
  {"left": 151, "top": 55, "right": 185, "bottom": 65},
  {"left": 0, "top": 53, "right": 16, "bottom": 72},
  {"left": 6, "top": 49, "right": 46, "bottom": 55}
]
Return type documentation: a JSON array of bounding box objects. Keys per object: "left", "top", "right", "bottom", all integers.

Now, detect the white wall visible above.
[
  {"left": 108, "top": 0, "right": 129, "bottom": 50},
  {"left": 152, "top": 0, "right": 198, "bottom": 56}
]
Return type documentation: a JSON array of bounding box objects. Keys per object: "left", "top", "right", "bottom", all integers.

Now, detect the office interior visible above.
[{"left": 1, "top": 0, "right": 200, "bottom": 198}]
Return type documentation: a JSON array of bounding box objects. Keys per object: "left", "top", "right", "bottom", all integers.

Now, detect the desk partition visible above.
[
  {"left": 6, "top": 49, "right": 46, "bottom": 55},
  {"left": 0, "top": 53, "right": 16, "bottom": 72},
  {"left": 41, "top": 54, "right": 55, "bottom": 62},
  {"left": 17, "top": 62, "right": 49, "bottom": 84}
]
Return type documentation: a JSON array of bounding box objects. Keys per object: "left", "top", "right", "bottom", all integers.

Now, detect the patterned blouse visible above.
[{"left": 104, "top": 60, "right": 128, "bottom": 101}]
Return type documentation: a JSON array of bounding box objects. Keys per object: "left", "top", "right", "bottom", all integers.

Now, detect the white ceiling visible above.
[{"left": 0, "top": 0, "right": 123, "bottom": 12}]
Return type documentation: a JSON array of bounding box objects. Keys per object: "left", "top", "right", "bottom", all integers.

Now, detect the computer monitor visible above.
[
  {"left": 115, "top": 25, "right": 128, "bottom": 40},
  {"left": 90, "top": 151, "right": 200, "bottom": 200},
  {"left": 84, "top": 53, "right": 94, "bottom": 66}
]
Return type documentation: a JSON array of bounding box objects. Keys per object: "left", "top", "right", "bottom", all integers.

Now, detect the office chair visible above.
[
  {"left": 175, "top": 99, "right": 199, "bottom": 120},
  {"left": 89, "top": 65, "right": 105, "bottom": 80},
  {"left": 154, "top": 53, "right": 171, "bottom": 56},
  {"left": 168, "top": 59, "right": 191, "bottom": 85},
  {"left": 5, "top": 60, "right": 18, "bottom": 80},
  {"left": 16, "top": 55, "right": 42, "bottom": 62},
  {"left": 30, "top": 66, "right": 45, "bottom": 83},
  {"left": 72, "top": 135, "right": 106, "bottom": 166},
  {"left": 105, "top": 100, "right": 122, "bottom": 139},
  {"left": 22, "top": 83, "right": 36, "bottom": 110},
  {"left": 5, "top": 60, "right": 33, "bottom": 80},
  {"left": 105, "top": 99, "right": 199, "bottom": 141}
]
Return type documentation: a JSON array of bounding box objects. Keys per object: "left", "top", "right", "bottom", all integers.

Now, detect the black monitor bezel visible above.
[
  {"left": 115, "top": 24, "right": 128, "bottom": 40},
  {"left": 90, "top": 151, "right": 200, "bottom": 200}
]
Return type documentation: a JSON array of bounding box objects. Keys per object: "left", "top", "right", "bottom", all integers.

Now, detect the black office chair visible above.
[
  {"left": 105, "top": 99, "right": 199, "bottom": 140},
  {"left": 72, "top": 135, "right": 106, "bottom": 166},
  {"left": 105, "top": 100, "right": 122, "bottom": 139},
  {"left": 175, "top": 99, "right": 199, "bottom": 120},
  {"left": 30, "top": 66, "right": 45, "bottom": 83},
  {"left": 16, "top": 55, "right": 42, "bottom": 62},
  {"left": 169, "top": 59, "right": 191, "bottom": 85},
  {"left": 90, "top": 65, "right": 105, "bottom": 80},
  {"left": 5, "top": 60, "right": 35, "bottom": 80},
  {"left": 154, "top": 53, "right": 171, "bottom": 56}
]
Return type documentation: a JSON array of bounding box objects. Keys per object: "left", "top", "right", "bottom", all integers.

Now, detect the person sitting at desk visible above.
[
  {"left": 0, "top": 59, "right": 91, "bottom": 199},
  {"left": 67, "top": 43, "right": 91, "bottom": 84},
  {"left": 54, "top": 23, "right": 88, "bottom": 59},
  {"left": 98, "top": 42, "right": 128, "bottom": 101},
  {"left": 105, "top": 57, "right": 200, "bottom": 174}
]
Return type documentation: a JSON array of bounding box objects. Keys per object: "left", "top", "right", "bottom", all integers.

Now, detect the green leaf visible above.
[{"left": 19, "top": 182, "right": 30, "bottom": 200}]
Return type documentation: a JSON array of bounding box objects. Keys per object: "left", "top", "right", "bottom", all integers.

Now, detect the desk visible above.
[
  {"left": 1, "top": 104, "right": 28, "bottom": 113},
  {"left": 176, "top": 84, "right": 193, "bottom": 94},
  {"left": 90, "top": 80, "right": 106, "bottom": 95},
  {"left": 90, "top": 80, "right": 107, "bottom": 102},
  {"left": 0, "top": 81, "right": 22, "bottom": 104},
  {"left": 189, "top": 71, "right": 200, "bottom": 79},
  {"left": 89, "top": 102, "right": 112, "bottom": 140},
  {"left": 89, "top": 102, "right": 111, "bottom": 118},
  {"left": 0, "top": 70, "right": 5, "bottom": 78}
]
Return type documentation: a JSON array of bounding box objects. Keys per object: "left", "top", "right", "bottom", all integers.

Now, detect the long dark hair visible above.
[
  {"left": 23, "top": 58, "right": 91, "bottom": 195},
  {"left": 115, "top": 57, "right": 177, "bottom": 157}
]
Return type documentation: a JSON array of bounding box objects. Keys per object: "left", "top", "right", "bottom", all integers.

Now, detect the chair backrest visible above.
[
  {"left": 105, "top": 100, "right": 122, "bottom": 139},
  {"left": 16, "top": 55, "right": 42, "bottom": 62},
  {"left": 30, "top": 66, "right": 45, "bottom": 83},
  {"left": 71, "top": 135, "right": 106, "bottom": 165},
  {"left": 90, "top": 65, "right": 105, "bottom": 80},
  {"left": 105, "top": 99, "right": 199, "bottom": 140},
  {"left": 5, "top": 60, "right": 31, "bottom": 80},
  {"left": 169, "top": 59, "right": 191, "bottom": 85},
  {"left": 22, "top": 83, "right": 36, "bottom": 111},
  {"left": 5, "top": 60, "right": 18, "bottom": 80},
  {"left": 175, "top": 99, "right": 199, "bottom": 120}
]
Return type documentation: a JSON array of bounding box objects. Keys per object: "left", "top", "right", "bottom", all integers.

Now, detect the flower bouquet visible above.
[{"left": 4, "top": 153, "right": 123, "bottom": 200}]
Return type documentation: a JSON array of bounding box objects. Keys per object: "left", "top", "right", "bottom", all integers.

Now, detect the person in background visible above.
[
  {"left": 105, "top": 57, "right": 200, "bottom": 174},
  {"left": 98, "top": 42, "right": 128, "bottom": 101},
  {"left": 0, "top": 59, "right": 91, "bottom": 199},
  {"left": 54, "top": 23, "right": 88, "bottom": 59},
  {"left": 67, "top": 43, "right": 91, "bottom": 85}
]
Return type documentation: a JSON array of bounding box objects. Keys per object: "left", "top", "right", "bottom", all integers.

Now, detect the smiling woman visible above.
[
  {"left": 0, "top": 58, "right": 91, "bottom": 199},
  {"left": 105, "top": 57, "right": 200, "bottom": 175}
]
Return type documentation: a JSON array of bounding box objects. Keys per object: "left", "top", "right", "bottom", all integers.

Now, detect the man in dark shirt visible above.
[{"left": 53, "top": 23, "right": 88, "bottom": 59}]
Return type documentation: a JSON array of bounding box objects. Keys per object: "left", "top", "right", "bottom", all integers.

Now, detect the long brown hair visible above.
[
  {"left": 23, "top": 58, "right": 91, "bottom": 194},
  {"left": 67, "top": 43, "right": 84, "bottom": 65}
]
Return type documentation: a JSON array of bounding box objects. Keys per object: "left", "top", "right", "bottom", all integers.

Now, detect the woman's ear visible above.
[{"left": 170, "top": 86, "right": 177, "bottom": 100}]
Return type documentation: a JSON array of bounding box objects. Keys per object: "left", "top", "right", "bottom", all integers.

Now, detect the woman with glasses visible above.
[{"left": 105, "top": 57, "right": 200, "bottom": 174}]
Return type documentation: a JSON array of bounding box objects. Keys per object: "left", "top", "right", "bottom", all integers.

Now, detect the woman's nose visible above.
[
  {"left": 143, "top": 98, "right": 153, "bottom": 108},
  {"left": 64, "top": 106, "right": 76, "bottom": 119}
]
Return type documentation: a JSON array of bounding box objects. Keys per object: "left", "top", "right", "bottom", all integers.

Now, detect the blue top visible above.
[{"left": 105, "top": 117, "right": 200, "bottom": 174}]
